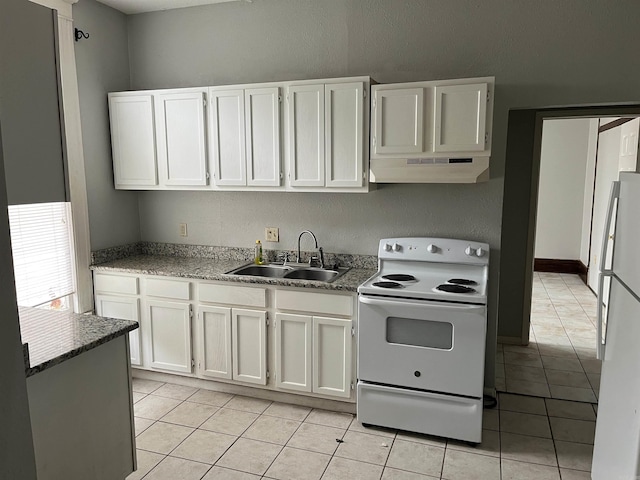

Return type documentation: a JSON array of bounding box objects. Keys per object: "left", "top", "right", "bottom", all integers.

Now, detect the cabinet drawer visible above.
[
  {"left": 94, "top": 273, "right": 139, "bottom": 295},
  {"left": 198, "top": 283, "right": 266, "bottom": 308},
  {"left": 146, "top": 277, "right": 191, "bottom": 300},
  {"left": 276, "top": 290, "right": 353, "bottom": 317}
]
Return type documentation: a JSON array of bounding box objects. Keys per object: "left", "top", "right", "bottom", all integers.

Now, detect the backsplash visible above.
[{"left": 91, "top": 242, "right": 378, "bottom": 269}]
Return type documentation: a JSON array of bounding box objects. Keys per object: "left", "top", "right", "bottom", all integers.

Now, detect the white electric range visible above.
[{"left": 357, "top": 237, "right": 489, "bottom": 444}]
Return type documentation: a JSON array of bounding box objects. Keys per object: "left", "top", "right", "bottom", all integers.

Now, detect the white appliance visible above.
[
  {"left": 592, "top": 172, "right": 640, "bottom": 479},
  {"left": 357, "top": 237, "right": 489, "bottom": 443}
]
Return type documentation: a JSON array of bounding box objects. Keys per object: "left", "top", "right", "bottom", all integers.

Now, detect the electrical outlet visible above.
[
  {"left": 265, "top": 227, "right": 279, "bottom": 242},
  {"left": 179, "top": 223, "right": 188, "bottom": 237}
]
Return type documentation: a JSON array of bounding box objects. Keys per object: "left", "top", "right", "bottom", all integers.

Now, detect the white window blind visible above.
[{"left": 8, "top": 202, "right": 76, "bottom": 308}]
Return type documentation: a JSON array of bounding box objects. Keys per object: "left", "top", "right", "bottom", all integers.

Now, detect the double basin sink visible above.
[{"left": 227, "top": 263, "right": 350, "bottom": 283}]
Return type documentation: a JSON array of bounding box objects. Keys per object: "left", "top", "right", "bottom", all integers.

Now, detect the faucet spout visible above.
[{"left": 297, "top": 230, "right": 318, "bottom": 263}]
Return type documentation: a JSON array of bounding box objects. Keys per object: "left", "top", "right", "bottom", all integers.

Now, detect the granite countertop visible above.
[
  {"left": 19, "top": 307, "right": 138, "bottom": 377},
  {"left": 91, "top": 254, "right": 376, "bottom": 293}
]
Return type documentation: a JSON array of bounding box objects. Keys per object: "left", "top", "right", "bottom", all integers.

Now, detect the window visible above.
[{"left": 8, "top": 202, "right": 76, "bottom": 310}]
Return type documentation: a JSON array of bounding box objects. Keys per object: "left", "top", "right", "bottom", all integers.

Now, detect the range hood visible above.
[{"left": 370, "top": 157, "right": 490, "bottom": 184}]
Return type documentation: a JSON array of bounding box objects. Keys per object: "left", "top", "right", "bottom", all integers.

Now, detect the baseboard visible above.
[{"left": 534, "top": 258, "right": 588, "bottom": 276}]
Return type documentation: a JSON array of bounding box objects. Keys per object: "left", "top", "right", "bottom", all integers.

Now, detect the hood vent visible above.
[{"left": 370, "top": 157, "right": 490, "bottom": 184}]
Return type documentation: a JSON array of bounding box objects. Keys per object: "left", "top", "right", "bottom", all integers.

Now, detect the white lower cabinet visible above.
[
  {"left": 232, "top": 308, "right": 268, "bottom": 385},
  {"left": 95, "top": 294, "right": 142, "bottom": 366},
  {"left": 146, "top": 299, "right": 193, "bottom": 374},
  {"left": 313, "top": 316, "right": 352, "bottom": 398},
  {"left": 275, "top": 313, "right": 312, "bottom": 392},
  {"left": 197, "top": 305, "right": 232, "bottom": 379}
]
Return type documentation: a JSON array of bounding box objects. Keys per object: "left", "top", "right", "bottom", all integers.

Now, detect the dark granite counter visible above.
[
  {"left": 19, "top": 307, "right": 138, "bottom": 377},
  {"left": 91, "top": 254, "right": 377, "bottom": 293}
]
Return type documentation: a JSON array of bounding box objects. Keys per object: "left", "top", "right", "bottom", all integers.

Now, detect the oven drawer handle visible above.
[{"left": 359, "top": 295, "right": 485, "bottom": 313}]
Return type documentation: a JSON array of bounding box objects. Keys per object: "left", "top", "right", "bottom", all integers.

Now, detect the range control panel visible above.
[{"left": 378, "top": 237, "right": 490, "bottom": 265}]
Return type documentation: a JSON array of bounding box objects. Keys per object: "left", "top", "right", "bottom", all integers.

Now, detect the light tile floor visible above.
[
  {"left": 497, "top": 273, "right": 601, "bottom": 403},
  {"left": 129, "top": 378, "right": 596, "bottom": 479}
]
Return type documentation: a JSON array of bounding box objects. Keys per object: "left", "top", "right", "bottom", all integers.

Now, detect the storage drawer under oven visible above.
[{"left": 357, "top": 295, "right": 486, "bottom": 398}]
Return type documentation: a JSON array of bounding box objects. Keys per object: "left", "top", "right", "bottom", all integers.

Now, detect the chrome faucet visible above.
[{"left": 296, "top": 230, "right": 319, "bottom": 264}]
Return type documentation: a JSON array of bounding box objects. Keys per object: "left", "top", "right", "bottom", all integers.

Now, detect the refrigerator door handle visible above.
[{"left": 596, "top": 180, "right": 620, "bottom": 360}]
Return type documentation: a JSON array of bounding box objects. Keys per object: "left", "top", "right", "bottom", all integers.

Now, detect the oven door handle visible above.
[{"left": 359, "top": 295, "right": 486, "bottom": 313}]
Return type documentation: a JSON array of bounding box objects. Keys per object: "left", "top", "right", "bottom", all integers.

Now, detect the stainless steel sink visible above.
[{"left": 226, "top": 263, "right": 350, "bottom": 283}]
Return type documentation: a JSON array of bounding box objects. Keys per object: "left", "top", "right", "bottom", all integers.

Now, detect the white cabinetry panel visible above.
[
  {"left": 95, "top": 294, "right": 141, "bottom": 366},
  {"left": 147, "top": 300, "right": 192, "bottom": 373},
  {"left": 373, "top": 88, "right": 424, "bottom": 155},
  {"left": 275, "top": 313, "right": 312, "bottom": 392},
  {"left": 313, "top": 316, "right": 352, "bottom": 398},
  {"left": 197, "top": 305, "right": 232, "bottom": 380},
  {"left": 210, "top": 89, "right": 246, "bottom": 185},
  {"left": 232, "top": 308, "right": 267, "bottom": 385},
  {"left": 245, "top": 87, "right": 281, "bottom": 186},
  {"left": 108, "top": 95, "right": 158, "bottom": 188},
  {"left": 434, "top": 83, "right": 487, "bottom": 153},
  {"left": 155, "top": 91, "right": 208, "bottom": 186}
]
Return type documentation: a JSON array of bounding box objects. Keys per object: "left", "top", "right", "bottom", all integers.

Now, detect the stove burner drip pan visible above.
[
  {"left": 373, "top": 281, "right": 403, "bottom": 289},
  {"left": 381, "top": 274, "right": 417, "bottom": 282},
  {"left": 437, "top": 284, "right": 476, "bottom": 294},
  {"left": 448, "top": 278, "right": 478, "bottom": 286}
]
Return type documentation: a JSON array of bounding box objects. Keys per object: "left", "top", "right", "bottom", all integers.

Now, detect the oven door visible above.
[{"left": 358, "top": 294, "right": 486, "bottom": 398}]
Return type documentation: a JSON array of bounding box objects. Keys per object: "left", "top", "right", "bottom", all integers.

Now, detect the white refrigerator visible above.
[{"left": 592, "top": 172, "right": 640, "bottom": 479}]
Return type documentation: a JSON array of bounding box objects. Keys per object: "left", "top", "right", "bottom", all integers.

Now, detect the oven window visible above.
[{"left": 386, "top": 317, "right": 453, "bottom": 349}]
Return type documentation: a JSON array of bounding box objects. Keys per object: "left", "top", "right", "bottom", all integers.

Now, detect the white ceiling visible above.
[{"left": 96, "top": 0, "right": 242, "bottom": 15}]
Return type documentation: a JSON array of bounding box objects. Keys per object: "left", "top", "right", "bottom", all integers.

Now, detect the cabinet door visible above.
[
  {"left": 245, "top": 87, "right": 281, "bottom": 186},
  {"left": 210, "top": 89, "right": 246, "bottom": 186},
  {"left": 372, "top": 88, "right": 424, "bottom": 155},
  {"left": 95, "top": 294, "right": 141, "bottom": 366},
  {"left": 109, "top": 95, "right": 158, "bottom": 187},
  {"left": 155, "top": 91, "right": 208, "bottom": 186},
  {"left": 197, "top": 305, "right": 232, "bottom": 379},
  {"left": 287, "top": 84, "right": 325, "bottom": 186},
  {"left": 275, "top": 313, "right": 312, "bottom": 392},
  {"left": 325, "top": 82, "right": 364, "bottom": 187},
  {"left": 147, "top": 300, "right": 192, "bottom": 373},
  {"left": 433, "top": 83, "right": 487, "bottom": 152},
  {"left": 313, "top": 316, "right": 352, "bottom": 398},
  {"left": 232, "top": 308, "right": 267, "bottom": 385}
]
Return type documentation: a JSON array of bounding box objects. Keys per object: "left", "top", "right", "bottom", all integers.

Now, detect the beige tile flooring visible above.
[
  {"left": 129, "top": 378, "right": 595, "bottom": 479},
  {"left": 496, "top": 273, "right": 601, "bottom": 403}
]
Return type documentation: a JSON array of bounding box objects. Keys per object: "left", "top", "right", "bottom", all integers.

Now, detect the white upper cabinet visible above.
[
  {"left": 209, "top": 89, "right": 247, "bottom": 186},
  {"left": 287, "top": 84, "right": 325, "bottom": 187},
  {"left": 108, "top": 94, "right": 158, "bottom": 188},
  {"left": 245, "top": 87, "right": 281, "bottom": 186},
  {"left": 373, "top": 88, "right": 424, "bottom": 155},
  {"left": 155, "top": 91, "right": 208, "bottom": 186},
  {"left": 434, "top": 83, "right": 487, "bottom": 153}
]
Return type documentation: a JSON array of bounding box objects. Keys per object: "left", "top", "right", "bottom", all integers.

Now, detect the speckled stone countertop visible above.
[
  {"left": 19, "top": 307, "right": 138, "bottom": 377},
  {"left": 91, "top": 255, "right": 377, "bottom": 293}
]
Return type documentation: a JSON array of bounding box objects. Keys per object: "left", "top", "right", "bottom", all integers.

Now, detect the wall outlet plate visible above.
[
  {"left": 179, "top": 223, "right": 188, "bottom": 237},
  {"left": 265, "top": 227, "right": 279, "bottom": 242}
]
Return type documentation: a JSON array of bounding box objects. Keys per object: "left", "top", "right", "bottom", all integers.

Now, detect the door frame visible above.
[{"left": 498, "top": 104, "right": 640, "bottom": 345}]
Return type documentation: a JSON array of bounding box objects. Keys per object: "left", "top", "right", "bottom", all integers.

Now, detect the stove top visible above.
[{"left": 358, "top": 237, "right": 489, "bottom": 304}]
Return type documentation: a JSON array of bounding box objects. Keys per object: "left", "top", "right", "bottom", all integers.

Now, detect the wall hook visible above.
[{"left": 74, "top": 28, "right": 90, "bottom": 42}]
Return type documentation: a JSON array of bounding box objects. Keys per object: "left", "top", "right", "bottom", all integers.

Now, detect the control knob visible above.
[
  {"left": 465, "top": 246, "right": 476, "bottom": 256},
  {"left": 383, "top": 243, "right": 392, "bottom": 252},
  {"left": 427, "top": 244, "right": 437, "bottom": 253},
  {"left": 475, "top": 247, "right": 486, "bottom": 257},
  {"left": 392, "top": 242, "right": 402, "bottom": 252}
]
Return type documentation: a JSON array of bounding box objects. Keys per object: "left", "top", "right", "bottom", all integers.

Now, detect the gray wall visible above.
[{"left": 74, "top": 0, "right": 140, "bottom": 250}]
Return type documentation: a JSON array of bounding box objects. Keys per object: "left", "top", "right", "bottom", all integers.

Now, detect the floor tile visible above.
[
  {"left": 447, "top": 429, "right": 499, "bottom": 457},
  {"left": 216, "top": 438, "right": 282, "bottom": 475},
  {"left": 505, "top": 378, "right": 551, "bottom": 398},
  {"left": 135, "top": 421, "right": 194, "bottom": 455},
  {"left": 381, "top": 468, "right": 438, "bottom": 479},
  {"left": 504, "top": 351, "right": 543, "bottom": 368},
  {"left": 132, "top": 378, "right": 165, "bottom": 394},
  {"left": 202, "top": 466, "right": 260, "bottom": 479},
  {"left": 265, "top": 446, "right": 330, "bottom": 480},
  {"left": 500, "top": 432, "right": 557, "bottom": 466},
  {"left": 495, "top": 376, "right": 506, "bottom": 391},
  {"left": 499, "top": 393, "right": 547, "bottom": 415},
  {"left": 306, "top": 409, "right": 354, "bottom": 429},
  {"left": 134, "top": 416, "right": 155, "bottom": 436},
  {"left": 396, "top": 430, "right": 447, "bottom": 447},
  {"left": 541, "top": 356, "right": 584, "bottom": 372},
  {"left": 334, "top": 431, "right": 392, "bottom": 465},
  {"left": 505, "top": 364, "right": 548, "bottom": 383},
  {"left": 126, "top": 449, "right": 164, "bottom": 480},
  {"left": 555, "top": 440, "right": 593, "bottom": 471},
  {"left": 224, "top": 395, "right": 272, "bottom": 414},
  {"left": 537, "top": 343, "right": 578, "bottom": 359},
  {"left": 263, "top": 402, "right": 312, "bottom": 421},
  {"left": 152, "top": 383, "right": 199, "bottom": 401},
  {"left": 441, "top": 449, "right": 500, "bottom": 480},
  {"left": 500, "top": 458, "right": 560, "bottom": 480},
  {"left": 545, "top": 399, "right": 596, "bottom": 421},
  {"left": 132, "top": 391, "right": 147, "bottom": 403},
  {"left": 134, "top": 394, "right": 181, "bottom": 420},
  {"left": 500, "top": 411, "right": 551, "bottom": 438},
  {"left": 482, "top": 409, "right": 499, "bottom": 431},
  {"left": 348, "top": 420, "right": 396, "bottom": 438},
  {"left": 549, "top": 417, "right": 596, "bottom": 444},
  {"left": 171, "top": 429, "right": 235, "bottom": 464},
  {"left": 242, "top": 414, "right": 301, "bottom": 445},
  {"left": 549, "top": 385, "right": 597, "bottom": 403},
  {"left": 321, "top": 456, "right": 383, "bottom": 480},
  {"left": 161, "top": 401, "right": 218, "bottom": 428},
  {"left": 544, "top": 370, "right": 591, "bottom": 388},
  {"left": 199, "top": 407, "right": 258, "bottom": 436},
  {"left": 386, "top": 439, "right": 444, "bottom": 477},
  {"left": 503, "top": 343, "right": 539, "bottom": 354},
  {"left": 559, "top": 468, "right": 592, "bottom": 479},
  {"left": 287, "top": 422, "right": 346, "bottom": 455},
  {"left": 580, "top": 358, "right": 601, "bottom": 374},
  {"left": 144, "top": 455, "right": 210, "bottom": 480},
  {"left": 188, "top": 389, "right": 234, "bottom": 407}
]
